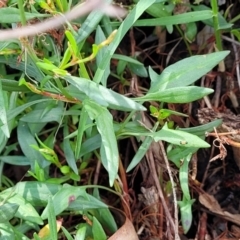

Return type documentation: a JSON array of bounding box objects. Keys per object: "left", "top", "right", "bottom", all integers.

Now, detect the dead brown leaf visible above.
[
  {"left": 199, "top": 192, "right": 240, "bottom": 226},
  {"left": 109, "top": 217, "right": 139, "bottom": 240}
]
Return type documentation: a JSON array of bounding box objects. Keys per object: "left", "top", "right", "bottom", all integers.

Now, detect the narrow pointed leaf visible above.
[
  {"left": 84, "top": 100, "right": 118, "bottom": 186},
  {"left": 149, "top": 51, "right": 229, "bottom": 92},
  {"left": 138, "top": 86, "right": 213, "bottom": 103},
  {"left": 153, "top": 124, "right": 210, "bottom": 148}
]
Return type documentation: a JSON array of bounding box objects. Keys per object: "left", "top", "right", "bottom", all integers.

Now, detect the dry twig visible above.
[{"left": 0, "top": 0, "right": 127, "bottom": 41}]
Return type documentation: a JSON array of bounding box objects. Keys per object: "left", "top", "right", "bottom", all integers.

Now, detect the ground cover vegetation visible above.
[{"left": 0, "top": 0, "right": 239, "bottom": 239}]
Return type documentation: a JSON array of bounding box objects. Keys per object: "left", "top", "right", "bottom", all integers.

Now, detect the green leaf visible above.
[
  {"left": 17, "top": 121, "right": 49, "bottom": 169},
  {"left": 127, "top": 123, "right": 159, "bottom": 172},
  {"left": 95, "top": 26, "right": 110, "bottom": 86},
  {"left": 67, "top": 194, "right": 107, "bottom": 211},
  {"left": 178, "top": 154, "right": 195, "bottom": 234},
  {"left": 92, "top": 189, "right": 117, "bottom": 233},
  {"left": 127, "top": 135, "right": 153, "bottom": 172},
  {"left": 168, "top": 147, "right": 198, "bottom": 168},
  {"left": 148, "top": 67, "right": 160, "bottom": 86},
  {"left": 92, "top": 217, "right": 107, "bottom": 240},
  {"left": 128, "top": 62, "right": 148, "bottom": 77},
  {"left": 65, "top": 30, "right": 78, "bottom": 55},
  {"left": 59, "top": 48, "right": 72, "bottom": 69},
  {"left": 231, "top": 29, "right": 240, "bottom": 42},
  {"left": 0, "top": 222, "right": 30, "bottom": 240},
  {"left": 161, "top": 109, "right": 188, "bottom": 117},
  {"left": 74, "top": 102, "right": 89, "bottom": 160},
  {"left": 16, "top": 182, "right": 61, "bottom": 206},
  {"left": 46, "top": 197, "right": 58, "bottom": 240},
  {"left": 156, "top": 109, "right": 188, "bottom": 120},
  {"left": 192, "top": 5, "right": 233, "bottom": 29},
  {"left": 113, "top": 54, "right": 144, "bottom": 65},
  {"left": 185, "top": 22, "right": 197, "bottom": 42},
  {"left": 179, "top": 153, "right": 191, "bottom": 199},
  {"left": 0, "top": 203, "right": 19, "bottom": 223},
  {"left": 79, "top": 134, "right": 101, "bottom": 158},
  {"left": 153, "top": 124, "right": 210, "bottom": 148},
  {"left": 149, "top": 51, "right": 229, "bottom": 91},
  {"left": 1, "top": 79, "right": 29, "bottom": 92},
  {"left": 75, "top": 224, "right": 87, "bottom": 240},
  {"left": 84, "top": 100, "right": 118, "bottom": 186},
  {"left": 7, "top": 99, "right": 53, "bottom": 121},
  {"left": 135, "top": 0, "right": 172, "bottom": 18},
  {"left": 64, "top": 76, "right": 146, "bottom": 111},
  {"left": 64, "top": 76, "right": 108, "bottom": 107},
  {"left": 28, "top": 161, "right": 46, "bottom": 182},
  {"left": 0, "top": 56, "right": 44, "bottom": 82},
  {"left": 63, "top": 125, "right": 78, "bottom": 174},
  {"left": 76, "top": 0, "right": 114, "bottom": 44},
  {"left": 0, "top": 182, "right": 61, "bottom": 207},
  {"left": 20, "top": 104, "right": 63, "bottom": 123},
  {"left": 61, "top": 226, "right": 74, "bottom": 240},
  {"left": 137, "top": 86, "right": 213, "bottom": 103},
  {"left": 0, "top": 8, "right": 49, "bottom": 23},
  {"left": 115, "top": 121, "right": 152, "bottom": 138},
  {"left": 0, "top": 156, "right": 30, "bottom": 166},
  {"left": 92, "top": 44, "right": 99, "bottom": 55},
  {"left": 31, "top": 141, "right": 60, "bottom": 167},
  {"left": 178, "top": 196, "right": 195, "bottom": 234},
  {"left": 133, "top": 10, "right": 213, "bottom": 27},
  {"left": 41, "top": 184, "right": 87, "bottom": 219},
  {"left": 93, "top": 0, "right": 155, "bottom": 84},
  {"left": 0, "top": 192, "right": 43, "bottom": 224},
  {"left": 179, "top": 119, "right": 222, "bottom": 136},
  {"left": 52, "top": 68, "right": 68, "bottom": 76},
  {"left": 0, "top": 81, "right": 9, "bottom": 138},
  {"left": 33, "top": 232, "right": 41, "bottom": 240},
  {"left": 37, "top": 62, "right": 57, "bottom": 71}
]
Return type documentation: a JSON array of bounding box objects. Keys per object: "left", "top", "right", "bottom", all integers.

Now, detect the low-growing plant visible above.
[{"left": 0, "top": 0, "right": 234, "bottom": 238}]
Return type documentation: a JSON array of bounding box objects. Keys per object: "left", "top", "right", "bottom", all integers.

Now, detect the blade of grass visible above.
[
  {"left": 63, "top": 124, "right": 78, "bottom": 174},
  {"left": 0, "top": 81, "right": 9, "bottom": 138},
  {"left": 47, "top": 197, "right": 58, "bottom": 240},
  {"left": 76, "top": 0, "right": 113, "bottom": 46},
  {"left": 0, "top": 8, "right": 49, "bottom": 23},
  {"left": 127, "top": 122, "right": 159, "bottom": 172},
  {"left": 61, "top": 226, "right": 74, "bottom": 240},
  {"left": 92, "top": 217, "right": 107, "bottom": 240},
  {"left": 75, "top": 107, "right": 88, "bottom": 160},
  {"left": 95, "top": 26, "right": 110, "bottom": 86},
  {"left": 84, "top": 99, "right": 118, "bottom": 186},
  {"left": 133, "top": 10, "right": 213, "bottom": 26},
  {"left": 93, "top": 0, "right": 155, "bottom": 84}
]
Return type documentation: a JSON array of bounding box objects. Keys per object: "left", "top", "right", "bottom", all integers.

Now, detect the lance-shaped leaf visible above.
[
  {"left": 137, "top": 86, "right": 213, "bottom": 103},
  {"left": 84, "top": 99, "right": 119, "bottom": 186},
  {"left": 153, "top": 124, "right": 210, "bottom": 148}
]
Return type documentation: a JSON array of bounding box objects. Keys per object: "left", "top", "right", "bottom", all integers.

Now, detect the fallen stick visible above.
[{"left": 0, "top": 0, "right": 126, "bottom": 41}]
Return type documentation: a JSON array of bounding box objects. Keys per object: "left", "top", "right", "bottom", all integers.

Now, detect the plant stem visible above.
[
  {"left": 18, "top": 0, "right": 27, "bottom": 26},
  {"left": 175, "top": 25, "right": 192, "bottom": 56},
  {"left": 229, "top": 14, "right": 240, "bottom": 24},
  {"left": 211, "top": 0, "right": 223, "bottom": 51}
]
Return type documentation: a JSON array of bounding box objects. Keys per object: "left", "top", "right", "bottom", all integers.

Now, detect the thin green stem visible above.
[
  {"left": 17, "top": 0, "right": 27, "bottom": 26},
  {"left": 175, "top": 25, "right": 192, "bottom": 56},
  {"left": 115, "top": 111, "right": 137, "bottom": 137},
  {"left": 229, "top": 14, "right": 240, "bottom": 24},
  {"left": 211, "top": 0, "right": 223, "bottom": 51}
]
